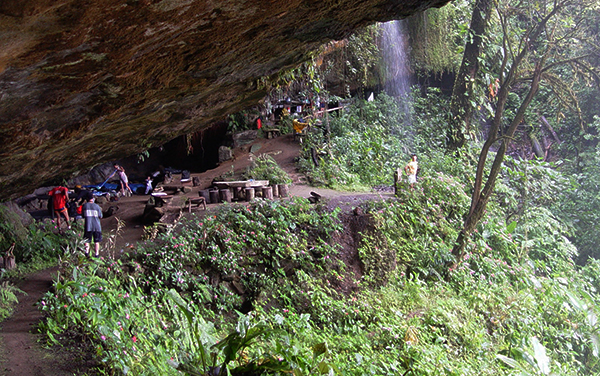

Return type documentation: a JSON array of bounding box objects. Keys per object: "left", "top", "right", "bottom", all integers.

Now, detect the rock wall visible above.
[{"left": 0, "top": 0, "right": 449, "bottom": 200}]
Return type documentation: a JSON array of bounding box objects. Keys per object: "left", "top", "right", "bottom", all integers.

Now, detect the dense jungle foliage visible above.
[
  {"left": 2, "top": 0, "right": 600, "bottom": 374},
  {"left": 24, "top": 145, "right": 600, "bottom": 374},
  {"left": 11, "top": 88, "right": 600, "bottom": 374}
]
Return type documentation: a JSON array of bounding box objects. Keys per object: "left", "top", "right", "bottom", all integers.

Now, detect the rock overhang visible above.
[{"left": 0, "top": 0, "right": 450, "bottom": 201}]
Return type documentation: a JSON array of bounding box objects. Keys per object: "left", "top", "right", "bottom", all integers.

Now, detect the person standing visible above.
[
  {"left": 404, "top": 154, "right": 419, "bottom": 190},
  {"left": 73, "top": 185, "right": 93, "bottom": 205},
  {"left": 114, "top": 164, "right": 132, "bottom": 197},
  {"left": 48, "top": 186, "right": 70, "bottom": 231},
  {"left": 72, "top": 185, "right": 94, "bottom": 222},
  {"left": 144, "top": 176, "right": 153, "bottom": 195},
  {"left": 82, "top": 197, "right": 103, "bottom": 257}
]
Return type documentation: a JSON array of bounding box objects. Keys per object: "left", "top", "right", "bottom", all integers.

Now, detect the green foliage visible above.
[
  {"left": 497, "top": 157, "right": 570, "bottom": 223},
  {"left": 227, "top": 109, "right": 260, "bottom": 133},
  {"left": 34, "top": 173, "right": 600, "bottom": 375},
  {"left": 407, "top": 0, "right": 471, "bottom": 75},
  {"left": 39, "top": 262, "right": 215, "bottom": 375},
  {"left": 360, "top": 171, "right": 470, "bottom": 282},
  {"left": 316, "top": 25, "right": 382, "bottom": 97},
  {"left": 0, "top": 280, "right": 25, "bottom": 321},
  {"left": 243, "top": 154, "right": 292, "bottom": 185},
  {"left": 128, "top": 198, "right": 341, "bottom": 315},
  {"left": 0, "top": 204, "right": 29, "bottom": 261},
  {"left": 298, "top": 89, "right": 458, "bottom": 191},
  {"left": 555, "top": 117, "right": 600, "bottom": 262}
]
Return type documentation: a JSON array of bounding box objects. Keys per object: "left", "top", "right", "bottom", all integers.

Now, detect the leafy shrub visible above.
[
  {"left": 359, "top": 171, "right": 470, "bottom": 281},
  {"left": 298, "top": 89, "right": 459, "bottom": 191},
  {"left": 0, "top": 280, "right": 25, "bottom": 321},
  {"left": 298, "top": 94, "right": 412, "bottom": 190},
  {"left": 227, "top": 109, "right": 260, "bottom": 133},
  {"left": 243, "top": 154, "right": 292, "bottom": 185},
  {"left": 0, "top": 204, "right": 30, "bottom": 261},
  {"left": 39, "top": 263, "right": 214, "bottom": 375},
  {"left": 127, "top": 198, "right": 341, "bottom": 315}
]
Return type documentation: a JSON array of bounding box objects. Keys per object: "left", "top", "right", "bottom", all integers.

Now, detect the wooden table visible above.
[{"left": 212, "top": 180, "right": 269, "bottom": 189}]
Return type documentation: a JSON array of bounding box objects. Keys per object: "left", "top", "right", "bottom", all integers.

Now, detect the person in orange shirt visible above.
[{"left": 48, "top": 186, "right": 70, "bottom": 231}]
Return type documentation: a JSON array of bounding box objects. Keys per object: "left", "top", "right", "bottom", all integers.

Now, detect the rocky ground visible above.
[{"left": 0, "top": 133, "right": 393, "bottom": 375}]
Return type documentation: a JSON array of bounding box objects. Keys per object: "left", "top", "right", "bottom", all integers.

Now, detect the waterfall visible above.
[
  {"left": 382, "top": 20, "right": 414, "bottom": 127},
  {"left": 382, "top": 20, "right": 412, "bottom": 98}
]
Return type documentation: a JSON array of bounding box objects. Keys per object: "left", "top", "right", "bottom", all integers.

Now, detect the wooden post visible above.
[
  {"left": 233, "top": 186, "right": 243, "bottom": 200},
  {"left": 245, "top": 187, "right": 255, "bottom": 201},
  {"left": 220, "top": 189, "right": 232, "bottom": 203},
  {"left": 393, "top": 168, "right": 401, "bottom": 195},
  {"left": 200, "top": 189, "right": 211, "bottom": 204},
  {"left": 262, "top": 186, "right": 273, "bottom": 200},
  {"left": 209, "top": 189, "right": 220, "bottom": 204},
  {"left": 3, "top": 243, "right": 16, "bottom": 270},
  {"left": 272, "top": 184, "right": 279, "bottom": 197},
  {"left": 278, "top": 184, "right": 289, "bottom": 198}
]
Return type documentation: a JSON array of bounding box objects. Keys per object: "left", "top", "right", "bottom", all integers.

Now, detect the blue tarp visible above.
[{"left": 84, "top": 183, "right": 145, "bottom": 194}]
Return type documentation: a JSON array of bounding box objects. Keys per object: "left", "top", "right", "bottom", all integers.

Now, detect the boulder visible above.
[
  {"left": 68, "top": 163, "right": 117, "bottom": 187},
  {"left": 142, "top": 205, "right": 164, "bottom": 224},
  {"left": 95, "top": 195, "right": 109, "bottom": 205},
  {"left": 2, "top": 201, "right": 35, "bottom": 228},
  {"left": 218, "top": 146, "right": 233, "bottom": 163},
  {"left": 233, "top": 130, "right": 259, "bottom": 148}
]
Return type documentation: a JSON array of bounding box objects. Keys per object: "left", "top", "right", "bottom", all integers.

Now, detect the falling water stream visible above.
[{"left": 381, "top": 20, "right": 414, "bottom": 131}]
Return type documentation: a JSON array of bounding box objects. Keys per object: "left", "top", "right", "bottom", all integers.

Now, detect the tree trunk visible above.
[
  {"left": 278, "top": 184, "right": 289, "bottom": 198},
  {"left": 245, "top": 187, "right": 255, "bottom": 202},
  {"left": 451, "top": 60, "right": 545, "bottom": 263},
  {"left": 209, "top": 189, "right": 220, "bottom": 204},
  {"left": 262, "top": 186, "right": 273, "bottom": 200},
  {"left": 446, "top": 0, "right": 494, "bottom": 150}
]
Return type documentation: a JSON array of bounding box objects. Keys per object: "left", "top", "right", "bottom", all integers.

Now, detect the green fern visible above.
[{"left": 0, "top": 281, "right": 26, "bottom": 321}]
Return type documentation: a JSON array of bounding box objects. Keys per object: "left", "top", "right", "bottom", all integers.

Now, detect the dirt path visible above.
[
  {"left": 0, "top": 134, "right": 392, "bottom": 375},
  {"left": 0, "top": 268, "right": 92, "bottom": 376}
]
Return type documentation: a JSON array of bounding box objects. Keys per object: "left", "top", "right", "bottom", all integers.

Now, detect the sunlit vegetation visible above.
[
  {"left": 34, "top": 88, "right": 600, "bottom": 373},
  {"left": 35, "top": 152, "right": 600, "bottom": 374},
  {"left": 2, "top": 0, "right": 600, "bottom": 374}
]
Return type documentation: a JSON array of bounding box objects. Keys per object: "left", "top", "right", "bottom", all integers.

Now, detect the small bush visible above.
[{"left": 243, "top": 154, "right": 292, "bottom": 185}]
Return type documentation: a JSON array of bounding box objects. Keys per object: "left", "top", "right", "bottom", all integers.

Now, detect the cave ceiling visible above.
[{"left": 0, "top": 0, "right": 449, "bottom": 200}]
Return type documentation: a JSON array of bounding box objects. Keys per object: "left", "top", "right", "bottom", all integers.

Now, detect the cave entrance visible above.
[{"left": 152, "top": 121, "right": 228, "bottom": 173}]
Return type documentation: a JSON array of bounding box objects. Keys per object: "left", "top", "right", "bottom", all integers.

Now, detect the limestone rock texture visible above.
[{"left": 0, "top": 0, "right": 448, "bottom": 200}]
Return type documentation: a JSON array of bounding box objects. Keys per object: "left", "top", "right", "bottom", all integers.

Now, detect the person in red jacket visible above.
[{"left": 48, "top": 186, "right": 70, "bottom": 231}]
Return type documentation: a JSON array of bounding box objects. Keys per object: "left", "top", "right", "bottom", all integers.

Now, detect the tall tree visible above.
[
  {"left": 451, "top": 0, "right": 600, "bottom": 262},
  {"left": 446, "top": 0, "right": 494, "bottom": 150}
]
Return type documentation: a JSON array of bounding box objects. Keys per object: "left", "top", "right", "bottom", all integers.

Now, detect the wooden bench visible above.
[
  {"left": 264, "top": 128, "right": 280, "bottom": 139},
  {"left": 188, "top": 197, "right": 207, "bottom": 212}
]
